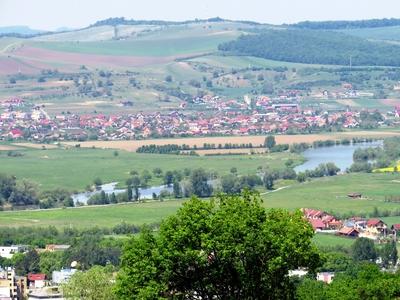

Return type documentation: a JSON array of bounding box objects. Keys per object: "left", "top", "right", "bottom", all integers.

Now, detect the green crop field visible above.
[
  {"left": 0, "top": 200, "right": 184, "bottom": 228},
  {"left": 0, "top": 146, "right": 301, "bottom": 191},
  {"left": 263, "top": 172, "right": 400, "bottom": 215},
  {"left": 30, "top": 32, "right": 238, "bottom": 57}
]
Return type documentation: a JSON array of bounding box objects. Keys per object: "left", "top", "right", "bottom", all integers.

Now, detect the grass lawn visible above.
[
  {"left": 0, "top": 200, "right": 183, "bottom": 228},
  {"left": 0, "top": 146, "right": 301, "bottom": 191},
  {"left": 263, "top": 173, "right": 400, "bottom": 215},
  {"left": 313, "top": 233, "right": 355, "bottom": 249}
]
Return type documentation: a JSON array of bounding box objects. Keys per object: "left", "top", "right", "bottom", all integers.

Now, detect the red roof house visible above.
[
  {"left": 28, "top": 273, "right": 46, "bottom": 289},
  {"left": 310, "top": 219, "right": 325, "bottom": 231}
]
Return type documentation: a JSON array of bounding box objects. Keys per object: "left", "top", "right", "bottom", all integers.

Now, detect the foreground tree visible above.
[
  {"left": 62, "top": 266, "right": 116, "bottom": 300},
  {"left": 115, "top": 191, "right": 321, "bottom": 299}
]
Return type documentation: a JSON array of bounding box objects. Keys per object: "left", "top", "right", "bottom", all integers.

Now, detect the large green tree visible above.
[
  {"left": 264, "top": 135, "right": 276, "bottom": 149},
  {"left": 115, "top": 192, "right": 321, "bottom": 299},
  {"left": 351, "top": 237, "right": 377, "bottom": 262},
  {"left": 62, "top": 266, "right": 116, "bottom": 300}
]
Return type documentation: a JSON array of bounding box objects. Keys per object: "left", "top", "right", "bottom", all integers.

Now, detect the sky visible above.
[{"left": 1, "top": 0, "right": 400, "bottom": 30}]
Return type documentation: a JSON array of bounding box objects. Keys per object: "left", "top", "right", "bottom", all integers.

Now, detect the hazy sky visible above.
[{"left": 1, "top": 0, "right": 400, "bottom": 30}]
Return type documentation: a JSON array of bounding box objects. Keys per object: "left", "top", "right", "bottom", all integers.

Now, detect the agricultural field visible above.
[
  {"left": 61, "top": 130, "right": 400, "bottom": 151},
  {"left": 0, "top": 146, "right": 301, "bottom": 191}
]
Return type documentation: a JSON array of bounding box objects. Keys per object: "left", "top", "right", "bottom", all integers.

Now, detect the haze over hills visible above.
[{"left": 0, "top": 25, "right": 46, "bottom": 35}]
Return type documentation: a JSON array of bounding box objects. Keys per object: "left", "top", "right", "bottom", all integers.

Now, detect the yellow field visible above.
[
  {"left": 374, "top": 161, "right": 400, "bottom": 173},
  {"left": 0, "top": 145, "right": 19, "bottom": 151},
  {"left": 61, "top": 131, "right": 400, "bottom": 152}
]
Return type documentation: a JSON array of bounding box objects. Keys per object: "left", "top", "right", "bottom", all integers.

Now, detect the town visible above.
[{"left": 1, "top": 95, "right": 398, "bottom": 142}]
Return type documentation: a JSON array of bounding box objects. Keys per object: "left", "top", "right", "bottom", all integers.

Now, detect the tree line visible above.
[
  {"left": 136, "top": 142, "right": 258, "bottom": 154},
  {"left": 291, "top": 18, "right": 400, "bottom": 30},
  {"left": 349, "top": 137, "right": 400, "bottom": 173},
  {"left": 0, "top": 174, "right": 73, "bottom": 209}
]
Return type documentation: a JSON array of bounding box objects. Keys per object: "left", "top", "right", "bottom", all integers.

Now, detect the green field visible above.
[
  {"left": 263, "top": 173, "right": 400, "bottom": 215},
  {"left": 313, "top": 233, "right": 355, "bottom": 249},
  {"left": 1, "top": 170, "right": 400, "bottom": 229},
  {"left": 30, "top": 32, "right": 239, "bottom": 57},
  {"left": 0, "top": 200, "right": 183, "bottom": 228},
  {"left": 0, "top": 146, "right": 301, "bottom": 191}
]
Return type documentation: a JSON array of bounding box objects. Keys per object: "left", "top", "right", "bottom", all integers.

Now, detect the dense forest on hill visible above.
[
  {"left": 218, "top": 29, "right": 400, "bottom": 66},
  {"left": 291, "top": 18, "right": 400, "bottom": 29}
]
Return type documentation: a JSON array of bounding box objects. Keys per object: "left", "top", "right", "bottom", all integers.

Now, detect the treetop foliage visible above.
[{"left": 115, "top": 191, "right": 321, "bottom": 299}]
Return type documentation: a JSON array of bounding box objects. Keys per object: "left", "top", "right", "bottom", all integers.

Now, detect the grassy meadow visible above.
[
  {"left": 0, "top": 146, "right": 301, "bottom": 191},
  {"left": 1, "top": 170, "right": 400, "bottom": 229},
  {"left": 313, "top": 233, "right": 356, "bottom": 249},
  {"left": 263, "top": 172, "right": 400, "bottom": 215}
]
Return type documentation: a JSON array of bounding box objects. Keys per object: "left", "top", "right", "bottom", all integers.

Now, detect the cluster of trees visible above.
[
  {"left": 359, "top": 111, "right": 384, "bottom": 129},
  {"left": 0, "top": 173, "right": 76, "bottom": 209},
  {"left": 220, "top": 174, "right": 262, "bottom": 194},
  {"left": 297, "top": 237, "right": 399, "bottom": 299},
  {"left": 218, "top": 29, "right": 400, "bottom": 66},
  {"left": 0, "top": 227, "right": 127, "bottom": 280},
  {"left": 0, "top": 224, "right": 156, "bottom": 249},
  {"left": 136, "top": 144, "right": 192, "bottom": 155},
  {"left": 88, "top": 168, "right": 214, "bottom": 205},
  {"left": 136, "top": 143, "right": 259, "bottom": 154},
  {"left": 297, "top": 163, "right": 340, "bottom": 182},
  {"left": 349, "top": 137, "right": 400, "bottom": 173},
  {"left": 0, "top": 174, "right": 38, "bottom": 207}
]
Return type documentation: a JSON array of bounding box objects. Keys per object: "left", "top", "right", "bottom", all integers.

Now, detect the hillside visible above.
[
  {"left": 337, "top": 26, "right": 400, "bottom": 42},
  {"left": 218, "top": 29, "right": 400, "bottom": 66}
]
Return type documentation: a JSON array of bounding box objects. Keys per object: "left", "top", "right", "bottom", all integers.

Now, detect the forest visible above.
[
  {"left": 218, "top": 29, "right": 400, "bottom": 66},
  {"left": 291, "top": 18, "right": 400, "bottom": 29}
]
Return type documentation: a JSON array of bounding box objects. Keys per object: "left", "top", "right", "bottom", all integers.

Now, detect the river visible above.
[
  {"left": 294, "top": 140, "right": 383, "bottom": 173},
  {"left": 72, "top": 182, "right": 173, "bottom": 205}
]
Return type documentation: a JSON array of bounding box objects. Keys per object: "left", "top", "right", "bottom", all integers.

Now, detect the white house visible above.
[
  {"left": 51, "top": 269, "right": 77, "bottom": 284},
  {"left": 0, "top": 246, "right": 26, "bottom": 259}
]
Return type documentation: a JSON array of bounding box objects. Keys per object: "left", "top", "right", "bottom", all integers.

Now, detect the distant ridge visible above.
[
  {"left": 290, "top": 18, "right": 400, "bottom": 30},
  {"left": 0, "top": 25, "right": 45, "bottom": 35},
  {"left": 90, "top": 17, "right": 263, "bottom": 27}
]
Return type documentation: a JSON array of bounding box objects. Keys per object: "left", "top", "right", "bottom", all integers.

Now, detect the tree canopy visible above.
[{"left": 115, "top": 191, "right": 321, "bottom": 299}]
